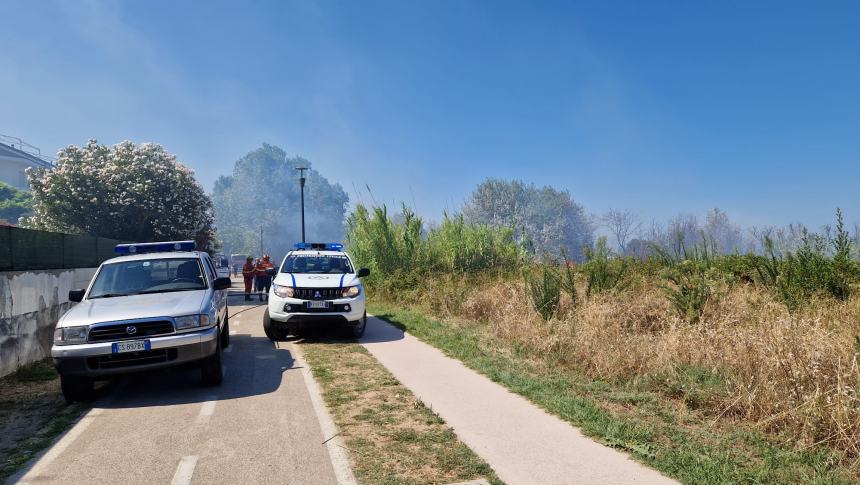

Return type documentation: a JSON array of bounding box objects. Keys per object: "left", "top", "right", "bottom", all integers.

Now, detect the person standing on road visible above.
[
  {"left": 242, "top": 256, "right": 255, "bottom": 301},
  {"left": 255, "top": 255, "right": 274, "bottom": 301},
  {"left": 252, "top": 257, "right": 261, "bottom": 293}
]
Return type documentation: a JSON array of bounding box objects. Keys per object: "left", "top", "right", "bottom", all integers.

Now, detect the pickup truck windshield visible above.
[
  {"left": 89, "top": 258, "right": 207, "bottom": 298},
  {"left": 281, "top": 255, "right": 353, "bottom": 274}
]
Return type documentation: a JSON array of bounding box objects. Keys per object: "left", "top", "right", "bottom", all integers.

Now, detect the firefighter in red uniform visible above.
[
  {"left": 255, "top": 255, "right": 275, "bottom": 301},
  {"left": 241, "top": 256, "right": 255, "bottom": 301}
]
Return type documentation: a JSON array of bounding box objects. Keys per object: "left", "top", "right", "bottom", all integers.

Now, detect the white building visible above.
[{"left": 0, "top": 135, "right": 54, "bottom": 190}]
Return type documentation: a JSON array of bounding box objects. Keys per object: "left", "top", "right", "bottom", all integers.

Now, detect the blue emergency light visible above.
[
  {"left": 114, "top": 241, "right": 196, "bottom": 254},
  {"left": 294, "top": 242, "right": 344, "bottom": 251}
]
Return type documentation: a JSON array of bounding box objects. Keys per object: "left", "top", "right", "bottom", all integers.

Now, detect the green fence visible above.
[{"left": 0, "top": 226, "right": 125, "bottom": 271}]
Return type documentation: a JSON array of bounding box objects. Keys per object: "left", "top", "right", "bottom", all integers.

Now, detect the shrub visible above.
[
  {"left": 559, "top": 247, "right": 578, "bottom": 308},
  {"left": 426, "top": 214, "right": 525, "bottom": 273},
  {"left": 525, "top": 265, "right": 561, "bottom": 321},
  {"left": 753, "top": 210, "right": 858, "bottom": 312},
  {"left": 346, "top": 204, "right": 526, "bottom": 296},
  {"left": 653, "top": 234, "right": 717, "bottom": 324},
  {"left": 581, "top": 237, "right": 628, "bottom": 296}
]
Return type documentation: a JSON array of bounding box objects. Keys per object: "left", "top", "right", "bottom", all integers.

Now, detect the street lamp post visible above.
[{"left": 296, "top": 167, "right": 308, "bottom": 243}]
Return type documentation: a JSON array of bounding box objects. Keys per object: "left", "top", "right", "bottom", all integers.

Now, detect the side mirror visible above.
[
  {"left": 357, "top": 268, "right": 371, "bottom": 278},
  {"left": 214, "top": 277, "right": 232, "bottom": 290},
  {"left": 68, "top": 289, "right": 85, "bottom": 302},
  {"left": 265, "top": 268, "right": 277, "bottom": 277}
]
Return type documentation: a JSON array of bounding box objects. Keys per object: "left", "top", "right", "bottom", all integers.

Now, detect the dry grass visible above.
[
  {"left": 382, "top": 274, "right": 860, "bottom": 469},
  {"left": 299, "top": 339, "right": 501, "bottom": 485}
]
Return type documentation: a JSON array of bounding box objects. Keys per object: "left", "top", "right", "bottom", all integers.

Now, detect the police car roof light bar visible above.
[
  {"left": 115, "top": 241, "right": 196, "bottom": 254},
  {"left": 293, "top": 242, "right": 343, "bottom": 251}
]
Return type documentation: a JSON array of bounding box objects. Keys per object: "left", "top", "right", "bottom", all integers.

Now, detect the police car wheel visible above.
[
  {"left": 350, "top": 312, "right": 367, "bottom": 338},
  {"left": 263, "top": 311, "right": 285, "bottom": 341}
]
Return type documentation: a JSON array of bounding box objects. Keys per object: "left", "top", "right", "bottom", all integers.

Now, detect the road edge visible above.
[{"left": 290, "top": 343, "right": 358, "bottom": 485}]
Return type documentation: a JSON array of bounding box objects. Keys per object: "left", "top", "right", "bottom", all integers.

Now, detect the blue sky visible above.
[{"left": 2, "top": 0, "right": 858, "bottom": 229}]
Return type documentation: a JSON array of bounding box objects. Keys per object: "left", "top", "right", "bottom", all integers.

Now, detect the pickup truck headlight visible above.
[
  {"left": 342, "top": 286, "right": 361, "bottom": 298},
  {"left": 54, "top": 326, "right": 88, "bottom": 345},
  {"left": 175, "top": 313, "right": 214, "bottom": 330},
  {"left": 273, "top": 284, "right": 295, "bottom": 298},
  {"left": 174, "top": 315, "right": 204, "bottom": 330}
]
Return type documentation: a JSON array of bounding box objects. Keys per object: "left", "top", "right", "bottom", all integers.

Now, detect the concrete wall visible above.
[{"left": 0, "top": 268, "right": 97, "bottom": 377}]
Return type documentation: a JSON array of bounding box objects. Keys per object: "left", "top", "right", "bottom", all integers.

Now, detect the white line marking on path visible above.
[
  {"left": 13, "top": 381, "right": 127, "bottom": 484},
  {"left": 196, "top": 398, "right": 217, "bottom": 423},
  {"left": 170, "top": 456, "right": 198, "bottom": 485},
  {"left": 15, "top": 411, "right": 97, "bottom": 484},
  {"left": 292, "top": 344, "right": 358, "bottom": 485}
]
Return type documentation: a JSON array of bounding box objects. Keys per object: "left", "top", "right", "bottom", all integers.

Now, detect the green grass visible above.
[
  {"left": 368, "top": 302, "right": 856, "bottom": 485},
  {"left": 14, "top": 360, "right": 59, "bottom": 382},
  {"left": 0, "top": 359, "right": 85, "bottom": 483},
  {"left": 0, "top": 404, "right": 83, "bottom": 482}
]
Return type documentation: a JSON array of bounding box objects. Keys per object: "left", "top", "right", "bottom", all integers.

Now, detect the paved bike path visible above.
[
  {"left": 360, "top": 317, "right": 678, "bottom": 485},
  {"left": 9, "top": 300, "right": 345, "bottom": 485}
]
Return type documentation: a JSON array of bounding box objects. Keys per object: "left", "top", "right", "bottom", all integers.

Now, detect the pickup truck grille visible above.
[
  {"left": 87, "top": 348, "right": 178, "bottom": 370},
  {"left": 88, "top": 320, "right": 175, "bottom": 342},
  {"left": 293, "top": 287, "right": 342, "bottom": 300}
]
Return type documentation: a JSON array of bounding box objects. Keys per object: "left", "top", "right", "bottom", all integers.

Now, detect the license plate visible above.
[
  {"left": 112, "top": 340, "right": 150, "bottom": 354},
  {"left": 307, "top": 300, "right": 330, "bottom": 309}
]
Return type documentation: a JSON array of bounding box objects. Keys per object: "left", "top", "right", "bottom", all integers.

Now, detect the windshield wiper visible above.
[
  {"left": 136, "top": 288, "right": 203, "bottom": 295},
  {"left": 88, "top": 293, "right": 130, "bottom": 299}
]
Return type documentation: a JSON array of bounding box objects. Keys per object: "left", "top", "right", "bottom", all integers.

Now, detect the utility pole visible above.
[
  {"left": 296, "top": 167, "right": 308, "bottom": 243},
  {"left": 260, "top": 225, "right": 263, "bottom": 257}
]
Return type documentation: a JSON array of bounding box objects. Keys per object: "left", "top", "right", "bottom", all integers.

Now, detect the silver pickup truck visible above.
[{"left": 51, "top": 241, "right": 232, "bottom": 402}]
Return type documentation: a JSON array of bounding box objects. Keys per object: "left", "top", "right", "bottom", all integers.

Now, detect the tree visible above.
[
  {"left": 211, "top": 144, "right": 349, "bottom": 261},
  {"left": 0, "top": 181, "right": 32, "bottom": 224},
  {"left": 462, "top": 178, "right": 593, "bottom": 260},
  {"left": 703, "top": 208, "right": 743, "bottom": 254},
  {"left": 23, "top": 140, "right": 215, "bottom": 248},
  {"left": 602, "top": 208, "right": 641, "bottom": 254}
]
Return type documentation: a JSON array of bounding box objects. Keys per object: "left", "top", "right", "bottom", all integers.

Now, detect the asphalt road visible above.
[{"left": 10, "top": 294, "right": 340, "bottom": 485}]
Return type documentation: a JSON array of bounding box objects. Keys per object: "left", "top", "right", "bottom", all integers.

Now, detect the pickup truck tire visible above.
[
  {"left": 349, "top": 312, "right": 367, "bottom": 339},
  {"left": 263, "top": 311, "right": 286, "bottom": 341},
  {"left": 221, "top": 313, "right": 230, "bottom": 349},
  {"left": 201, "top": 341, "right": 223, "bottom": 386},
  {"left": 61, "top": 375, "right": 94, "bottom": 403}
]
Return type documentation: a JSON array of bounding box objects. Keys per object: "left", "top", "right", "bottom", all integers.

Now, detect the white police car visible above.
[
  {"left": 51, "top": 241, "right": 232, "bottom": 402},
  {"left": 263, "top": 243, "right": 370, "bottom": 340}
]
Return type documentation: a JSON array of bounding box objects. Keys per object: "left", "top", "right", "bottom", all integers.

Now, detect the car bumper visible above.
[
  {"left": 51, "top": 326, "right": 219, "bottom": 377},
  {"left": 267, "top": 295, "right": 365, "bottom": 324}
]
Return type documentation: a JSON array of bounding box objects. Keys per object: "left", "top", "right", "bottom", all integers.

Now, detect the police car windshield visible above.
[
  {"left": 89, "top": 258, "right": 207, "bottom": 298},
  {"left": 281, "top": 254, "right": 353, "bottom": 274}
]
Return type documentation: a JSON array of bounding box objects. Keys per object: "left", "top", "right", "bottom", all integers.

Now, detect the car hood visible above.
[
  {"left": 60, "top": 290, "right": 207, "bottom": 327},
  {"left": 273, "top": 273, "right": 361, "bottom": 288}
]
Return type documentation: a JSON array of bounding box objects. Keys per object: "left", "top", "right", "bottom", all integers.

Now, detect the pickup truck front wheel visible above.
[
  {"left": 201, "top": 340, "right": 223, "bottom": 386},
  {"left": 263, "top": 311, "right": 287, "bottom": 341},
  {"left": 349, "top": 312, "right": 367, "bottom": 338},
  {"left": 221, "top": 313, "right": 230, "bottom": 349},
  {"left": 60, "top": 375, "right": 94, "bottom": 403}
]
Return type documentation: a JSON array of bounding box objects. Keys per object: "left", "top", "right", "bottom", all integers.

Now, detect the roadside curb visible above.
[{"left": 291, "top": 343, "right": 358, "bottom": 485}]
